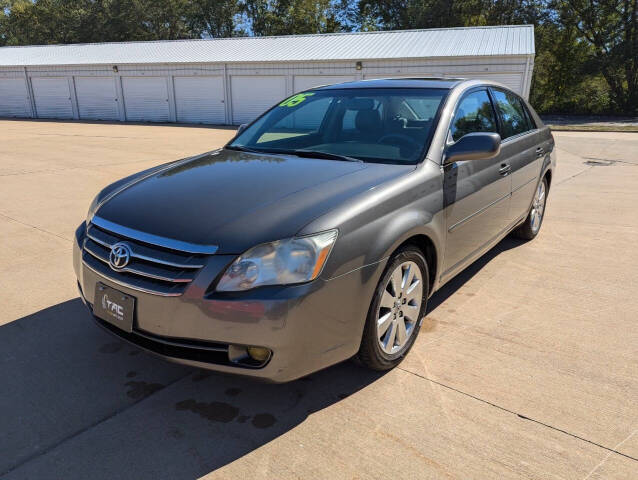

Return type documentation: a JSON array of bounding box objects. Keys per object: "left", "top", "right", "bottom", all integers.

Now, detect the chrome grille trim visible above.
[
  {"left": 91, "top": 215, "right": 218, "bottom": 254},
  {"left": 82, "top": 256, "right": 184, "bottom": 297},
  {"left": 82, "top": 220, "right": 214, "bottom": 296},
  {"left": 86, "top": 226, "right": 204, "bottom": 269},
  {"left": 84, "top": 241, "right": 195, "bottom": 283}
]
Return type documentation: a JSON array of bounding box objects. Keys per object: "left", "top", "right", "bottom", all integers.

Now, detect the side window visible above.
[
  {"left": 450, "top": 90, "right": 498, "bottom": 142},
  {"left": 491, "top": 89, "right": 530, "bottom": 139}
]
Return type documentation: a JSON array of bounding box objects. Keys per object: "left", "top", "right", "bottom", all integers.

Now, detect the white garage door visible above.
[
  {"left": 122, "top": 76, "right": 170, "bottom": 122},
  {"left": 75, "top": 77, "right": 119, "bottom": 121},
  {"left": 231, "top": 75, "right": 286, "bottom": 125},
  {"left": 31, "top": 77, "right": 73, "bottom": 119},
  {"left": 293, "top": 75, "right": 355, "bottom": 93},
  {"left": 0, "top": 78, "right": 30, "bottom": 117},
  {"left": 174, "top": 76, "right": 225, "bottom": 124}
]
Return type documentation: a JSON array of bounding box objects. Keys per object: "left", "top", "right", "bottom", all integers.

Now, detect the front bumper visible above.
[{"left": 73, "top": 223, "right": 384, "bottom": 382}]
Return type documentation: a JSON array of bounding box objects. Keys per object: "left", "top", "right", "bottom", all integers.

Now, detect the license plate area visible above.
[{"left": 93, "top": 283, "right": 135, "bottom": 333}]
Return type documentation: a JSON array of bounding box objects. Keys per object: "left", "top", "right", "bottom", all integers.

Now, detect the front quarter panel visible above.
[{"left": 300, "top": 161, "right": 446, "bottom": 286}]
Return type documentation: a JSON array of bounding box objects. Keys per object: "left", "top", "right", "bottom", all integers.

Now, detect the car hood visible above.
[{"left": 95, "top": 148, "right": 413, "bottom": 253}]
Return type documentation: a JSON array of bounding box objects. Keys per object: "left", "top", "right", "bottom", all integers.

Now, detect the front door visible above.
[{"left": 442, "top": 88, "right": 512, "bottom": 279}]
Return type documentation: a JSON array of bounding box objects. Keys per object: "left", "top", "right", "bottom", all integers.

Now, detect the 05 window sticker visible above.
[{"left": 279, "top": 92, "right": 315, "bottom": 107}]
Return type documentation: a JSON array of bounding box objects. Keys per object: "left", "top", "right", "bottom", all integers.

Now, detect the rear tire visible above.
[
  {"left": 356, "top": 245, "right": 429, "bottom": 371},
  {"left": 514, "top": 177, "right": 548, "bottom": 240}
]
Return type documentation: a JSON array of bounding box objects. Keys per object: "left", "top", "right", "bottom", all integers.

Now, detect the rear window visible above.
[{"left": 491, "top": 89, "right": 531, "bottom": 139}]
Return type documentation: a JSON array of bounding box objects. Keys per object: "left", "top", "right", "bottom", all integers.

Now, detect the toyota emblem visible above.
[{"left": 109, "top": 242, "right": 132, "bottom": 270}]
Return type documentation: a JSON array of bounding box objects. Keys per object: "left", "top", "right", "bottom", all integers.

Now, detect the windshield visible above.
[{"left": 228, "top": 88, "right": 448, "bottom": 164}]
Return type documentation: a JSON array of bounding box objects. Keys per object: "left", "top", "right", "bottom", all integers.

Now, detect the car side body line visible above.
[{"left": 448, "top": 191, "right": 511, "bottom": 233}]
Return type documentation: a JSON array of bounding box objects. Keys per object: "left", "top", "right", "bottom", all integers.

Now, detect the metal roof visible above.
[
  {"left": 318, "top": 78, "right": 465, "bottom": 90},
  {"left": 0, "top": 25, "right": 534, "bottom": 67}
]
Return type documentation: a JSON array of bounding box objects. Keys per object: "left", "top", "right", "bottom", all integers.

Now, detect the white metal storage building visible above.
[{"left": 0, "top": 25, "right": 534, "bottom": 125}]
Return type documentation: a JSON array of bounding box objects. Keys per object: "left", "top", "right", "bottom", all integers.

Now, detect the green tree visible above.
[
  {"left": 2, "top": 0, "right": 92, "bottom": 45},
  {"left": 93, "top": 1, "right": 154, "bottom": 42},
  {"left": 555, "top": 0, "right": 638, "bottom": 114},
  {"left": 139, "top": 0, "right": 194, "bottom": 40},
  {"left": 356, "top": 0, "right": 486, "bottom": 30},
  {"left": 0, "top": 0, "right": 202, "bottom": 45},
  {"left": 190, "top": 0, "right": 241, "bottom": 37},
  {"left": 241, "top": 0, "right": 342, "bottom": 36},
  {"left": 0, "top": 0, "right": 9, "bottom": 46}
]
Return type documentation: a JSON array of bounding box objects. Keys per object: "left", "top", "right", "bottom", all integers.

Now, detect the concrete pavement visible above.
[{"left": 1, "top": 120, "right": 636, "bottom": 479}]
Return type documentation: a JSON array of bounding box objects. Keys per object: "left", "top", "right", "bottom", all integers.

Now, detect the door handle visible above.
[
  {"left": 499, "top": 163, "right": 511, "bottom": 176},
  {"left": 536, "top": 147, "right": 544, "bottom": 157}
]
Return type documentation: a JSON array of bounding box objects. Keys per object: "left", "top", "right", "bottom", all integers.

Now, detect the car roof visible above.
[{"left": 314, "top": 77, "right": 467, "bottom": 90}]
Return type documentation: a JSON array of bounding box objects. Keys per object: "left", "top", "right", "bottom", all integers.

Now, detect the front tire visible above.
[
  {"left": 514, "top": 177, "right": 548, "bottom": 240},
  {"left": 357, "top": 245, "right": 429, "bottom": 371}
]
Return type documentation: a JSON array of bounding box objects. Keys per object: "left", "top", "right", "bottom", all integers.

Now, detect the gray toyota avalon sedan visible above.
[{"left": 74, "top": 78, "right": 555, "bottom": 382}]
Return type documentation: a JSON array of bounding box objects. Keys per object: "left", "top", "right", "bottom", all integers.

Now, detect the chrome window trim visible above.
[
  {"left": 91, "top": 215, "right": 218, "bottom": 255},
  {"left": 499, "top": 128, "right": 537, "bottom": 144}
]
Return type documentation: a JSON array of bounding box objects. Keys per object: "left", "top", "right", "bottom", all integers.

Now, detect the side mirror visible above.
[
  {"left": 444, "top": 132, "right": 501, "bottom": 164},
  {"left": 236, "top": 123, "right": 248, "bottom": 135}
]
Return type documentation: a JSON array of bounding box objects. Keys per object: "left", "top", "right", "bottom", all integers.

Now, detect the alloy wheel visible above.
[
  {"left": 377, "top": 261, "right": 423, "bottom": 354},
  {"left": 530, "top": 180, "right": 546, "bottom": 234}
]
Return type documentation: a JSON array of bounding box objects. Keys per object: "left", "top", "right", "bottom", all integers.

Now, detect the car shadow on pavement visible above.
[
  {"left": 1, "top": 237, "right": 524, "bottom": 479},
  {"left": 427, "top": 236, "right": 526, "bottom": 314},
  {"left": 0, "top": 298, "right": 385, "bottom": 479}
]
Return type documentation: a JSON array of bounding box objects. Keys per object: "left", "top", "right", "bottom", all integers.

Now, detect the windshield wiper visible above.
[
  {"left": 291, "top": 149, "right": 363, "bottom": 163},
  {"left": 224, "top": 145, "right": 265, "bottom": 154},
  {"left": 226, "top": 146, "right": 362, "bottom": 163}
]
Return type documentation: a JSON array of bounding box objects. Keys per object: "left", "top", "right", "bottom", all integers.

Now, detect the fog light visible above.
[{"left": 247, "top": 346, "right": 271, "bottom": 362}]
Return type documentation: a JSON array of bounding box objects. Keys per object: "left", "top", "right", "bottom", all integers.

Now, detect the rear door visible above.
[
  {"left": 442, "top": 88, "right": 511, "bottom": 277},
  {"left": 490, "top": 88, "right": 542, "bottom": 222}
]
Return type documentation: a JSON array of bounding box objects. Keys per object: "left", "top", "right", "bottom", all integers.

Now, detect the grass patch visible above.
[{"left": 547, "top": 124, "right": 638, "bottom": 132}]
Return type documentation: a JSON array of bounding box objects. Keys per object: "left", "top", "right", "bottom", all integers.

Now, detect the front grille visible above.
[{"left": 82, "top": 222, "right": 209, "bottom": 296}]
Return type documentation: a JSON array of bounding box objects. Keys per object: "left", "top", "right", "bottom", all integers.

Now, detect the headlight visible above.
[{"left": 216, "top": 230, "right": 338, "bottom": 292}]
